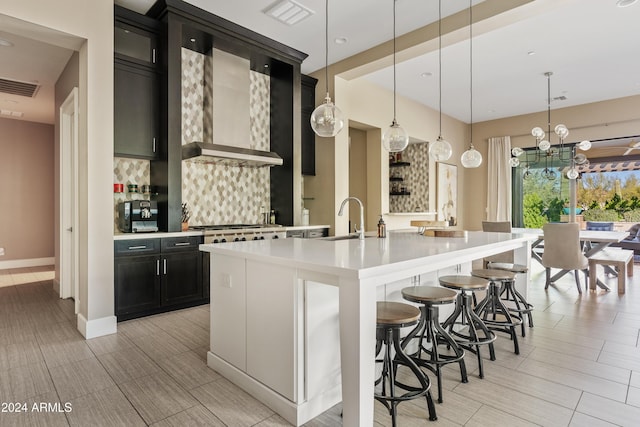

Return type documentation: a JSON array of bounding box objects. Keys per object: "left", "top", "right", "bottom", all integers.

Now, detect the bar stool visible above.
[
  {"left": 400, "top": 286, "right": 467, "bottom": 404},
  {"left": 439, "top": 275, "right": 496, "bottom": 379},
  {"left": 486, "top": 261, "right": 534, "bottom": 335},
  {"left": 375, "top": 302, "right": 437, "bottom": 425},
  {"left": 470, "top": 269, "right": 522, "bottom": 355}
]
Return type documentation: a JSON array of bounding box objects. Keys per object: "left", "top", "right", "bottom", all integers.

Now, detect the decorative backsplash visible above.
[
  {"left": 181, "top": 48, "right": 271, "bottom": 225},
  {"left": 389, "top": 143, "right": 429, "bottom": 213},
  {"left": 113, "top": 157, "right": 151, "bottom": 231}
]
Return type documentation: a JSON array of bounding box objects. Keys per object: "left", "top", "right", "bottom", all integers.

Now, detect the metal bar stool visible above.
[
  {"left": 375, "top": 301, "right": 437, "bottom": 425},
  {"left": 400, "top": 286, "right": 467, "bottom": 404},
  {"left": 471, "top": 269, "right": 522, "bottom": 355},
  {"left": 486, "top": 261, "right": 534, "bottom": 335},
  {"left": 439, "top": 275, "right": 496, "bottom": 379}
]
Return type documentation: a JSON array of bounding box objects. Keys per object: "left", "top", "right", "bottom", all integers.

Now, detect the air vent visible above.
[
  {"left": 263, "top": 0, "right": 314, "bottom": 26},
  {"left": 0, "top": 78, "right": 40, "bottom": 98}
]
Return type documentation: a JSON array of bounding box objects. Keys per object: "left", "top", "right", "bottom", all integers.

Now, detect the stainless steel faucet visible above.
[{"left": 338, "top": 197, "right": 365, "bottom": 240}]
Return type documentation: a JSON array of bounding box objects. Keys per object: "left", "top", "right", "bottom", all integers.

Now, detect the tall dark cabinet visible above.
[
  {"left": 114, "top": 6, "right": 161, "bottom": 160},
  {"left": 301, "top": 74, "right": 317, "bottom": 176}
]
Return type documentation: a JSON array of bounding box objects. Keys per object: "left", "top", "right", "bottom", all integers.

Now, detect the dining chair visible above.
[{"left": 542, "top": 222, "right": 589, "bottom": 293}]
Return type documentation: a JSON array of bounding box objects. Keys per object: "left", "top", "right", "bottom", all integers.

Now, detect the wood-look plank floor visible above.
[{"left": 1, "top": 262, "right": 640, "bottom": 426}]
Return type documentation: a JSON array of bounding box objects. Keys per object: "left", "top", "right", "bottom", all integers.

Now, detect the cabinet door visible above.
[
  {"left": 301, "top": 74, "right": 317, "bottom": 176},
  {"left": 162, "top": 251, "right": 203, "bottom": 306},
  {"left": 114, "top": 255, "right": 160, "bottom": 317},
  {"left": 115, "top": 22, "right": 157, "bottom": 66},
  {"left": 114, "top": 62, "right": 159, "bottom": 159}
]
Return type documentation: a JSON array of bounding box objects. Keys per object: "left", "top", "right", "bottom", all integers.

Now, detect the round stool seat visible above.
[
  {"left": 486, "top": 262, "right": 528, "bottom": 274},
  {"left": 377, "top": 301, "right": 421, "bottom": 326},
  {"left": 402, "top": 286, "right": 457, "bottom": 305},
  {"left": 439, "top": 275, "right": 489, "bottom": 291},
  {"left": 471, "top": 269, "right": 516, "bottom": 281}
]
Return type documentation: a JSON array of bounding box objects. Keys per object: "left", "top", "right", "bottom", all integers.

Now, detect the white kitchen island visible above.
[{"left": 200, "top": 230, "right": 533, "bottom": 426}]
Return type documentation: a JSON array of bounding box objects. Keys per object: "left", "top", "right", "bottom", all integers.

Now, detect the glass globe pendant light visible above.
[
  {"left": 429, "top": 0, "right": 452, "bottom": 162},
  {"left": 461, "top": 0, "right": 482, "bottom": 168},
  {"left": 310, "top": 0, "right": 344, "bottom": 138},
  {"left": 382, "top": 0, "right": 409, "bottom": 152}
]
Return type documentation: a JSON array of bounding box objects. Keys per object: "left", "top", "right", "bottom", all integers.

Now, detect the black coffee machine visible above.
[{"left": 118, "top": 200, "right": 158, "bottom": 233}]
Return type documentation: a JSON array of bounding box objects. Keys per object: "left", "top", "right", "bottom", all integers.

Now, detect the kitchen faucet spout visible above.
[{"left": 338, "top": 197, "right": 365, "bottom": 240}]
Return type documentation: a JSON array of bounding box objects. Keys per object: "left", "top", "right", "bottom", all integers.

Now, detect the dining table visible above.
[{"left": 513, "top": 227, "right": 628, "bottom": 290}]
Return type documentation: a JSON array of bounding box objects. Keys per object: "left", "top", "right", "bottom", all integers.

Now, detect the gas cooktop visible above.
[{"left": 189, "top": 224, "right": 279, "bottom": 231}]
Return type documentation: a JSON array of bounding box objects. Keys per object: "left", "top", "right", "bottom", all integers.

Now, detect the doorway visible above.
[{"left": 60, "top": 87, "right": 79, "bottom": 313}]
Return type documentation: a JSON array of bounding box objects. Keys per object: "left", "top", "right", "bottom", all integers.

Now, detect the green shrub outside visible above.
[
  {"left": 623, "top": 209, "right": 640, "bottom": 222},
  {"left": 582, "top": 208, "right": 620, "bottom": 221}
]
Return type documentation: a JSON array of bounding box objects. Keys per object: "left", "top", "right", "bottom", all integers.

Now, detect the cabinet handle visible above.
[
  {"left": 156, "top": 259, "right": 160, "bottom": 276},
  {"left": 128, "top": 245, "right": 147, "bottom": 250},
  {"left": 174, "top": 242, "right": 191, "bottom": 246},
  {"left": 152, "top": 137, "right": 156, "bottom": 153},
  {"left": 163, "top": 258, "right": 167, "bottom": 275},
  {"left": 152, "top": 48, "right": 156, "bottom": 64}
]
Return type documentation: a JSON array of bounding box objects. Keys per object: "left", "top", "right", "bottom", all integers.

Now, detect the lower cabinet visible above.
[
  {"left": 286, "top": 227, "right": 329, "bottom": 239},
  {"left": 114, "top": 236, "right": 206, "bottom": 321}
]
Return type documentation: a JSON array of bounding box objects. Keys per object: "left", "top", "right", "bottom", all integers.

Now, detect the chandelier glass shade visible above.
[
  {"left": 510, "top": 72, "right": 590, "bottom": 179},
  {"left": 382, "top": 0, "right": 409, "bottom": 152},
  {"left": 310, "top": 0, "right": 344, "bottom": 138}
]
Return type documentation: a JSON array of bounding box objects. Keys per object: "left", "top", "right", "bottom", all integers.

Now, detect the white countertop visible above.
[
  {"left": 200, "top": 229, "right": 535, "bottom": 280},
  {"left": 113, "top": 225, "right": 330, "bottom": 240}
]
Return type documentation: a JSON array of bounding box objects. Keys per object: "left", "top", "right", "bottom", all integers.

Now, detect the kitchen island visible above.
[{"left": 200, "top": 230, "right": 534, "bottom": 426}]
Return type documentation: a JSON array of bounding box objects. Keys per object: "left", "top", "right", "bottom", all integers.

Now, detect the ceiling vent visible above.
[
  {"left": 0, "top": 77, "right": 40, "bottom": 98},
  {"left": 263, "top": 0, "right": 314, "bottom": 26}
]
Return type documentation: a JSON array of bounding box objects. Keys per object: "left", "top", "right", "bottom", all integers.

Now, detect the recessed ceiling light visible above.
[
  {"left": 190, "top": 38, "right": 196, "bottom": 43},
  {"left": 0, "top": 38, "right": 13, "bottom": 47},
  {"left": 617, "top": 0, "right": 638, "bottom": 7},
  {"left": 334, "top": 37, "right": 348, "bottom": 45},
  {"left": 420, "top": 72, "right": 433, "bottom": 78}
]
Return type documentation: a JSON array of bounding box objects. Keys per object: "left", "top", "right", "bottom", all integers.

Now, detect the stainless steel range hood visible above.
[
  {"left": 181, "top": 48, "right": 282, "bottom": 168},
  {"left": 182, "top": 141, "right": 283, "bottom": 167}
]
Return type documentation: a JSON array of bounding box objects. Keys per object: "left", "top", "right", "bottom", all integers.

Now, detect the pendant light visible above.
[
  {"left": 382, "top": 0, "right": 409, "bottom": 153},
  {"left": 310, "top": 0, "right": 344, "bottom": 137},
  {"left": 461, "top": 0, "right": 482, "bottom": 168},
  {"left": 429, "top": 0, "right": 453, "bottom": 162}
]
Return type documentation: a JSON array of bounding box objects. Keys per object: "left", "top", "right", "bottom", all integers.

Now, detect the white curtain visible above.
[{"left": 487, "top": 136, "right": 512, "bottom": 221}]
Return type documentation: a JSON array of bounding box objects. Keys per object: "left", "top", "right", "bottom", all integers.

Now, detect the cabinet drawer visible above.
[
  {"left": 286, "top": 230, "right": 305, "bottom": 238},
  {"left": 114, "top": 239, "right": 160, "bottom": 256},
  {"left": 307, "top": 229, "right": 328, "bottom": 238},
  {"left": 161, "top": 236, "right": 202, "bottom": 252}
]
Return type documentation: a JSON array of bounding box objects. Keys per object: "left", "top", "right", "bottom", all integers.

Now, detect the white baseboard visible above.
[
  {"left": 0, "top": 257, "right": 55, "bottom": 270},
  {"left": 77, "top": 313, "right": 117, "bottom": 339}
]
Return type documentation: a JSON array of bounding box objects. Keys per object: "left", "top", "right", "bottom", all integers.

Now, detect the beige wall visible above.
[
  {"left": 0, "top": 118, "right": 54, "bottom": 261},
  {"left": 348, "top": 128, "right": 368, "bottom": 231},
  {"left": 465, "top": 94, "right": 640, "bottom": 231},
  {"left": 306, "top": 75, "right": 469, "bottom": 234},
  {"left": 0, "top": 0, "right": 115, "bottom": 337}
]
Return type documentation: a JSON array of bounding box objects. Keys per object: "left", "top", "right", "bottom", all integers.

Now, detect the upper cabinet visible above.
[
  {"left": 114, "top": 6, "right": 161, "bottom": 160},
  {"left": 301, "top": 75, "right": 317, "bottom": 176}
]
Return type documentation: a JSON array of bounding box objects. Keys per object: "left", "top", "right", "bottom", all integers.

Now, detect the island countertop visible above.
[
  {"left": 200, "top": 229, "right": 535, "bottom": 280},
  {"left": 201, "top": 229, "right": 535, "bottom": 426}
]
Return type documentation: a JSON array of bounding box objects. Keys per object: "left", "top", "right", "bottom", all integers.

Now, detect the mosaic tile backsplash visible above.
[
  {"left": 181, "top": 48, "right": 271, "bottom": 225},
  {"left": 113, "top": 157, "right": 151, "bottom": 231},
  {"left": 389, "top": 143, "right": 429, "bottom": 213}
]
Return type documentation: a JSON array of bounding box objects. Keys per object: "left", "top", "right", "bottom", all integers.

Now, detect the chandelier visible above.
[{"left": 509, "top": 72, "right": 591, "bottom": 180}]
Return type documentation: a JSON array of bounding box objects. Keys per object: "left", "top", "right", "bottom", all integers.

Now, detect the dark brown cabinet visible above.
[
  {"left": 114, "top": 236, "right": 206, "bottom": 321},
  {"left": 301, "top": 75, "right": 317, "bottom": 176},
  {"left": 114, "top": 62, "right": 159, "bottom": 159},
  {"left": 114, "top": 6, "right": 160, "bottom": 160}
]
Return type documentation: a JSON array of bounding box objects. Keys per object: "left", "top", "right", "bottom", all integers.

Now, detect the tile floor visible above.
[{"left": 1, "top": 263, "right": 640, "bottom": 426}]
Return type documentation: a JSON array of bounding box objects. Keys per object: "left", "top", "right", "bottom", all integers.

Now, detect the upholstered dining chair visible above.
[{"left": 542, "top": 222, "right": 589, "bottom": 293}]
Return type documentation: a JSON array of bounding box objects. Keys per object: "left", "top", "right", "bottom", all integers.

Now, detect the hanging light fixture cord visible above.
[
  {"left": 324, "top": 0, "right": 329, "bottom": 98},
  {"left": 469, "top": 0, "right": 473, "bottom": 146},
  {"left": 392, "top": 0, "right": 398, "bottom": 123},
  {"left": 438, "top": 0, "right": 443, "bottom": 138}
]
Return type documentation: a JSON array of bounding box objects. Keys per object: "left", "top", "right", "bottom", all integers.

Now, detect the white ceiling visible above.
[{"left": 2, "top": 0, "right": 639, "bottom": 130}]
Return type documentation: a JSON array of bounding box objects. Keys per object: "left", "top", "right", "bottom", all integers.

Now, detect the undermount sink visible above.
[{"left": 321, "top": 234, "right": 375, "bottom": 241}]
